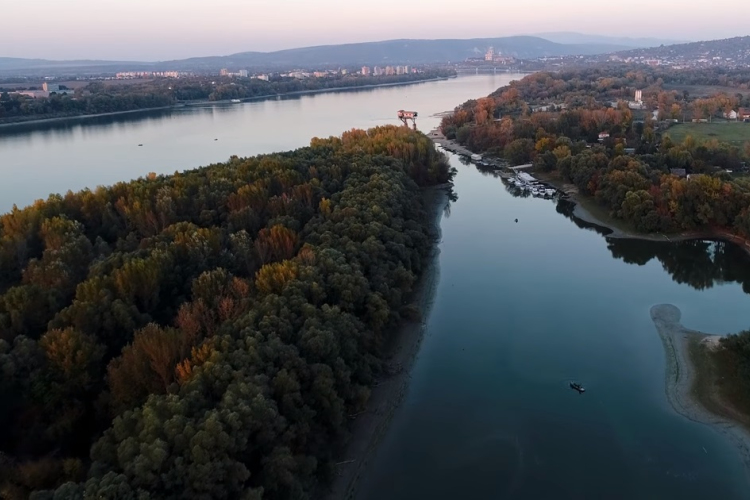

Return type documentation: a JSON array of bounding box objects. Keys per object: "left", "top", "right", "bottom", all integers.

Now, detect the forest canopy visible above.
[{"left": 0, "top": 125, "right": 451, "bottom": 499}]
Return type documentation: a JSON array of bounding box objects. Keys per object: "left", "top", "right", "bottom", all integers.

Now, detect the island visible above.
[{"left": 0, "top": 125, "right": 452, "bottom": 498}]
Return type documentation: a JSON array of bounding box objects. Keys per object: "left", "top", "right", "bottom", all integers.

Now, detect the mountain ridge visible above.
[{"left": 0, "top": 36, "right": 629, "bottom": 74}]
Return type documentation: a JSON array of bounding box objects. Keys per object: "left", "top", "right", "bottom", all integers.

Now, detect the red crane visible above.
[{"left": 397, "top": 110, "right": 418, "bottom": 130}]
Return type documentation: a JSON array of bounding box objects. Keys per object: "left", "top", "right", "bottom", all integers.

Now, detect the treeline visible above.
[
  {"left": 0, "top": 90, "right": 173, "bottom": 123},
  {"left": 441, "top": 70, "right": 750, "bottom": 235},
  {"left": 0, "top": 70, "right": 455, "bottom": 124},
  {"left": 456, "top": 67, "right": 750, "bottom": 109},
  {"left": 716, "top": 331, "right": 750, "bottom": 417},
  {"left": 202, "top": 70, "right": 455, "bottom": 102},
  {"left": 0, "top": 125, "right": 451, "bottom": 498}
]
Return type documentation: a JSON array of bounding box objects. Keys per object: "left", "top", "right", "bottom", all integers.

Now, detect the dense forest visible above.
[
  {"left": 0, "top": 70, "right": 455, "bottom": 124},
  {"left": 443, "top": 67, "right": 750, "bottom": 428},
  {"left": 0, "top": 125, "right": 452, "bottom": 498}
]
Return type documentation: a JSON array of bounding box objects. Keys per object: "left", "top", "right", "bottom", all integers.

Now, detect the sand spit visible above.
[{"left": 651, "top": 304, "right": 750, "bottom": 477}]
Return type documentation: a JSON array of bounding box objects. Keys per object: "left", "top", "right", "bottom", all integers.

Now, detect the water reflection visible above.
[
  {"left": 607, "top": 238, "right": 750, "bottom": 293},
  {"left": 0, "top": 108, "right": 176, "bottom": 140},
  {"left": 556, "top": 199, "right": 750, "bottom": 293}
]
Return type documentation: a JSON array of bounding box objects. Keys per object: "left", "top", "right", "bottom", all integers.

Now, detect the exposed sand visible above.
[
  {"left": 320, "top": 184, "right": 450, "bottom": 500},
  {"left": 651, "top": 304, "right": 750, "bottom": 476}
]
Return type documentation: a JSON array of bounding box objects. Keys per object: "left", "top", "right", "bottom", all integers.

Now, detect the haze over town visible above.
[{"left": 3, "top": 0, "right": 748, "bottom": 60}]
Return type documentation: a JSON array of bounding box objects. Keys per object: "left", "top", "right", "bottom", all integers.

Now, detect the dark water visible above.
[
  {"left": 2, "top": 75, "right": 749, "bottom": 498},
  {"left": 357, "top": 158, "right": 750, "bottom": 499}
]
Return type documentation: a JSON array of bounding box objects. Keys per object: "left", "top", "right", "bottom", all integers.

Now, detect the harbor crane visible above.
[{"left": 397, "top": 110, "right": 418, "bottom": 130}]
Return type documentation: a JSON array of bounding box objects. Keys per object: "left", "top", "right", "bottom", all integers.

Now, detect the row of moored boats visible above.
[{"left": 509, "top": 176, "right": 558, "bottom": 198}]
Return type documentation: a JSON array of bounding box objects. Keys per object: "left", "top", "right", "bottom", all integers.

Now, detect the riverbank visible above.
[
  {"left": 651, "top": 304, "right": 750, "bottom": 476},
  {"left": 0, "top": 76, "right": 451, "bottom": 129},
  {"left": 0, "top": 105, "right": 181, "bottom": 128},
  {"left": 428, "top": 128, "right": 750, "bottom": 255},
  {"left": 321, "top": 183, "right": 450, "bottom": 500},
  {"left": 188, "top": 76, "right": 454, "bottom": 107},
  {"left": 535, "top": 170, "right": 750, "bottom": 254}
]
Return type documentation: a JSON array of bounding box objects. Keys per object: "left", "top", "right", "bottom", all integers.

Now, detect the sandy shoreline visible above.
[
  {"left": 320, "top": 183, "right": 450, "bottom": 500},
  {"left": 651, "top": 304, "right": 750, "bottom": 477}
]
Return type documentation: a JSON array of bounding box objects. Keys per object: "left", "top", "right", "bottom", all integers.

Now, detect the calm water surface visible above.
[
  {"left": 0, "top": 75, "right": 512, "bottom": 212},
  {"left": 358, "top": 156, "right": 750, "bottom": 499},
  {"left": 2, "top": 75, "right": 749, "bottom": 498}
]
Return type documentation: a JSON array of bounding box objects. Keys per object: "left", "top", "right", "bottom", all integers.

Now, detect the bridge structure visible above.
[{"left": 397, "top": 110, "right": 418, "bottom": 130}]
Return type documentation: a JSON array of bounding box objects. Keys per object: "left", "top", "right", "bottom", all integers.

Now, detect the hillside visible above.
[
  {"left": 163, "top": 36, "right": 630, "bottom": 70},
  {"left": 532, "top": 32, "right": 684, "bottom": 48},
  {"left": 0, "top": 36, "right": 630, "bottom": 75},
  {"left": 608, "top": 36, "right": 750, "bottom": 66}
]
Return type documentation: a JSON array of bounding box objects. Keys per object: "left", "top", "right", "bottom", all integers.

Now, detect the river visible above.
[{"left": 1, "top": 75, "right": 749, "bottom": 498}]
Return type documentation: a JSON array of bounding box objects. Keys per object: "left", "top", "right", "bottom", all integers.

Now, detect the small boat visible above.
[
  {"left": 138, "top": 144, "right": 143, "bottom": 146},
  {"left": 230, "top": 99, "right": 241, "bottom": 103},
  {"left": 570, "top": 382, "right": 585, "bottom": 393}
]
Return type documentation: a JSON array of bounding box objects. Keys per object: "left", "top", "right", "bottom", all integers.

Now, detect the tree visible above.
[{"left": 504, "top": 139, "right": 534, "bottom": 165}]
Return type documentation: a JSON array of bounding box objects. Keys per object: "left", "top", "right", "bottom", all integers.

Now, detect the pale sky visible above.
[{"left": 3, "top": 0, "right": 747, "bottom": 61}]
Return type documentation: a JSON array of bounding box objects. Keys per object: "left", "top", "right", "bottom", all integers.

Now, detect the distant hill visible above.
[
  {"left": 162, "top": 37, "right": 631, "bottom": 70},
  {"left": 0, "top": 36, "right": 629, "bottom": 75},
  {"left": 531, "top": 32, "right": 684, "bottom": 48},
  {"left": 607, "top": 36, "right": 750, "bottom": 65},
  {"left": 0, "top": 57, "right": 140, "bottom": 71}
]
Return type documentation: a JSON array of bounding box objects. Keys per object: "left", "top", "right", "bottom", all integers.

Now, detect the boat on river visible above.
[{"left": 570, "top": 382, "right": 585, "bottom": 393}]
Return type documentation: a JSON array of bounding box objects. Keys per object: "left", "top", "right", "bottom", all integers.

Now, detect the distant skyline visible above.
[{"left": 3, "top": 0, "right": 747, "bottom": 61}]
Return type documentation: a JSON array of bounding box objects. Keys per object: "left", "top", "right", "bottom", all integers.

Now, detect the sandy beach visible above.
[
  {"left": 651, "top": 304, "right": 750, "bottom": 477},
  {"left": 320, "top": 183, "right": 450, "bottom": 500}
]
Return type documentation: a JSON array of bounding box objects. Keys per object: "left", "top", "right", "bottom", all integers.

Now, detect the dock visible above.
[{"left": 429, "top": 129, "right": 509, "bottom": 171}]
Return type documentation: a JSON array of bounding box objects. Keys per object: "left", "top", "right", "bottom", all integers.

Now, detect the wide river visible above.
[{"left": 2, "top": 75, "right": 750, "bottom": 498}]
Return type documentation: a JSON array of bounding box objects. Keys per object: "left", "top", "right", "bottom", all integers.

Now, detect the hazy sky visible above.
[{"left": 3, "top": 0, "right": 747, "bottom": 61}]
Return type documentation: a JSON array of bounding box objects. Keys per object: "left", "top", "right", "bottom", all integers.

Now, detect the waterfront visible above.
[{"left": 2, "top": 74, "right": 750, "bottom": 498}]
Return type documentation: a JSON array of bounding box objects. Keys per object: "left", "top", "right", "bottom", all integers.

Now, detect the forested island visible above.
[
  {"left": 0, "top": 125, "right": 452, "bottom": 498},
  {"left": 440, "top": 66, "right": 750, "bottom": 435},
  {"left": 0, "top": 69, "right": 455, "bottom": 125}
]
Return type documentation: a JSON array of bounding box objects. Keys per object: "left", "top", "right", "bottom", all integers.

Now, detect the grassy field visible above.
[{"left": 665, "top": 122, "right": 750, "bottom": 146}]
